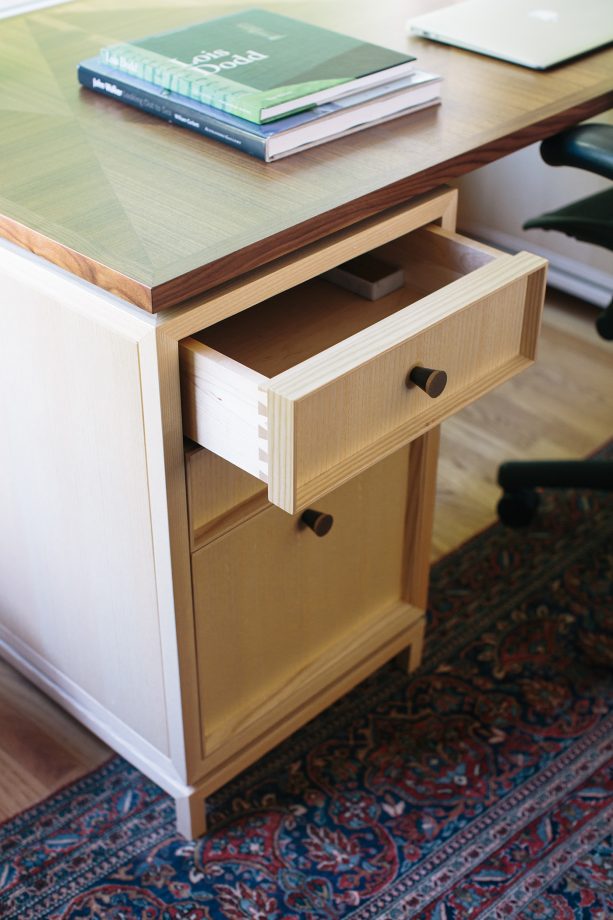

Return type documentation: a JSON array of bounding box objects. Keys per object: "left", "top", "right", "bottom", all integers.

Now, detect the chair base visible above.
[
  {"left": 497, "top": 488, "right": 541, "bottom": 527},
  {"left": 596, "top": 296, "right": 613, "bottom": 341},
  {"left": 497, "top": 460, "right": 613, "bottom": 527}
]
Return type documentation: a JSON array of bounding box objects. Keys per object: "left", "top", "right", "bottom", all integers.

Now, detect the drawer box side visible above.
[
  {"left": 180, "top": 340, "right": 269, "bottom": 483},
  {"left": 519, "top": 258, "right": 549, "bottom": 360}
]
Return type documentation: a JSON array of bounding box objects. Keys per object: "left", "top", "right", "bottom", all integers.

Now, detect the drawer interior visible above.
[{"left": 190, "top": 226, "right": 497, "bottom": 377}]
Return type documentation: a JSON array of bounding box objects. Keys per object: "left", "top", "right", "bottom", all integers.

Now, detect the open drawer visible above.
[{"left": 180, "top": 226, "right": 547, "bottom": 513}]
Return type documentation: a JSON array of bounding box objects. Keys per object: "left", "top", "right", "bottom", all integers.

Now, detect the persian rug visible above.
[{"left": 1, "top": 467, "right": 612, "bottom": 919}]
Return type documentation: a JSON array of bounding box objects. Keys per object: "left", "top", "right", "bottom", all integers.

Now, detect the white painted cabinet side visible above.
[{"left": 0, "top": 248, "right": 171, "bottom": 758}]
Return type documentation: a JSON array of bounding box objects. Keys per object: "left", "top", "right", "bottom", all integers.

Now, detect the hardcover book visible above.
[
  {"left": 78, "top": 57, "right": 441, "bottom": 162},
  {"left": 99, "top": 8, "right": 416, "bottom": 124}
]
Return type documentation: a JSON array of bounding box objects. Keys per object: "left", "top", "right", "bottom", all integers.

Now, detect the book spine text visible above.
[{"left": 77, "top": 64, "right": 267, "bottom": 161}]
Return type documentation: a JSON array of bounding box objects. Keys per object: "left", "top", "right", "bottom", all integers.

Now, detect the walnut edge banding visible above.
[{"left": 0, "top": 214, "right": 153, "bottom": 311}]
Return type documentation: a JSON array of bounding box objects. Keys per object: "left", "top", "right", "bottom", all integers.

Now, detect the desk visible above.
[{"left": 0, "top": 0, "right": 611, "bottom": 837}]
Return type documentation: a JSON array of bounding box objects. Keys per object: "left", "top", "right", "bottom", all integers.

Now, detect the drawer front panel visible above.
[
  {"left": 191, "top": 447, "right": 421, "bottom": 756},
  {"left": 270, "top": 258, "right": 544, "bottom": 511}
]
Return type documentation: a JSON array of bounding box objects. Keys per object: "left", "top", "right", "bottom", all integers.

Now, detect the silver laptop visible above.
[{"left": 408, "top": 0, "right": 613, "bottom": 70}]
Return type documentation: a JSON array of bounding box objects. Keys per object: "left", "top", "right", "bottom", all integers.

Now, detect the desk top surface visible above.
[{"left": 1, "top": 0, "right": 611, "bottom": 312}]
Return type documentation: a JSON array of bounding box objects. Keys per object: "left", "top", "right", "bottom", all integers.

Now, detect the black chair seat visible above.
[
  {"left": 540, "top": 123, "right": 613, "bottom": 179},
  {"left": 523, "top": 187, "right": 613, "bottom": 250}
]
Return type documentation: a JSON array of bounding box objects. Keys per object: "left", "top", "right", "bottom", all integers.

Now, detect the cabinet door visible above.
[{"left": 191, "top": 446, "right": 423, "bottom": 762}]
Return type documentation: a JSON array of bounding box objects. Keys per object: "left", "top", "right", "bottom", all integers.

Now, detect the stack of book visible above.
[{"left": 78, "top": 9, "right": 441, "bottom": 162}]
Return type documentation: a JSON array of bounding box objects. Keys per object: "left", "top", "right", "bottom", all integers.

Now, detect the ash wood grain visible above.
[
  {"left": 192, "top": 449, "right": 409, "bottom": 743},
  {"left": 174, "top": 608, "right": 425, "bottom": 836},
  {"left": 189, "top": 225, "right": 497, "bottom": 379},
  {"left": 266, "top": 252, "right": 545, "bottom": 513},
  {"left": 0, "top": 0, "right": 610, "bottom": 310},
  {"left": 395, "top": 426, "right": 440, "bottom": 673},
  {"left": 192, "top": 612, "right": 426, "bottom": 800}
]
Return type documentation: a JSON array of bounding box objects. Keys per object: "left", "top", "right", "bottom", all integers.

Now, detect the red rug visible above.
[{"left": 1, "top": 465, "right": 612, "bottom": 919}]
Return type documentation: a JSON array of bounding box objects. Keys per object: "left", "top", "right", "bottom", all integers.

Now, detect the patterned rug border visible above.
[
  {"left": 488, "top": 802, "right": 613, "bottom": 919},
  {"left": 348, "top": 729, "right": 613, "bottom": 918}
]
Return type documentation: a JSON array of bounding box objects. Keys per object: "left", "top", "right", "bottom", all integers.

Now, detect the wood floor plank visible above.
[
  {"left": 0, "top": 749, "right": 49, "bottom": 822},
  {"left": 0, "top": 659, "right": 109, "bottom": 820}
]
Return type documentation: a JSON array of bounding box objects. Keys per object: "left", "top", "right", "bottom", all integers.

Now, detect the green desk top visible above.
[{"left": 1, "top": 0, "right": 611, "bottom": 311}]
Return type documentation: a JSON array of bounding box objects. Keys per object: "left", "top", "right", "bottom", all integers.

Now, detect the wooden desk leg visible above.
[
  {"left": 175, "top": 789, "right": 207, "bottom": 839},
  {"left": 394, "top": 618, "right": 426, "bottom": 674},
  {"left": 396, "top": 425, "right": 440, "bottom": 673}
]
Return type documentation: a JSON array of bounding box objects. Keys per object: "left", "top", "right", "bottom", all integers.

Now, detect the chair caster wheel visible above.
[
  {"left": 497, "top": 489, "right": 540, "bottom": 527},
  {"left": 596, "top": 310, "right": 613, "bottom": 341}
]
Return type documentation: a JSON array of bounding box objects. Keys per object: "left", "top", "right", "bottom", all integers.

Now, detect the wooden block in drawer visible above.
[{"left": 180, "top": 226, "right": 547, "bottom": 514}]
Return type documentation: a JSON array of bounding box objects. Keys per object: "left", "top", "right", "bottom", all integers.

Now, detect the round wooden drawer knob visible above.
[
  {"left": 407, "top": 365, "right": 447, "bottom": 398},
  {"left": 301, "top": 508, "right": 334, "bottom": 537}
]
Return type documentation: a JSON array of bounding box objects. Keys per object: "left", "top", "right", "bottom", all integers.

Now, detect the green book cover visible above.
[{"left": 100, "top": 9, "right": 415, "bottom": 124}]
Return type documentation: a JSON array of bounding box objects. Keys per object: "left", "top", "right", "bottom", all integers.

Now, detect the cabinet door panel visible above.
[{"left": 191, "top": 447, "right": 421, "bottom": 756}]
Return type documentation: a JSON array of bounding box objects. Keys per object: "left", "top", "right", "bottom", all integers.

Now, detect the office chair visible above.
[{"left": 497, "top": 123, "right": 613, "bottom": 527}]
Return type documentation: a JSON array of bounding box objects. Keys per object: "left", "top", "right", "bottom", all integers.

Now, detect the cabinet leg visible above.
[
  {"left": 403, "top": 426, "right": 440, "bottom": 611},
  {"left": 395, "top": 427, "right": 439, "bottom": 675},
  {"left": 174, "top": 789, "right": 207, "bottom": 839},
  {"left": 395, "top": 617, "right": 425, "bottom": 673}
]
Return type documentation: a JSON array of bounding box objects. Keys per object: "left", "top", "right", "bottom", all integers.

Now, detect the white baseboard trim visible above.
[
  {"left": 545, "top": 265, "right": 611, "bottom": 308},
  {"left": 0, "top": 625, "right": 193, "bottom": 799},
  {"left": 459, "top": 224, "right": 612, "bottom": 307}
]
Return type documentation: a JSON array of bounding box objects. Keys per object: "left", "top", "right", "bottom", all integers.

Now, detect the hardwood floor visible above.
[
  {"left": 0, "top": 661, "right": 109, "bottom": 822},
  {"left": 0, "top": 288, "right": 611, "bottom": 822}
]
